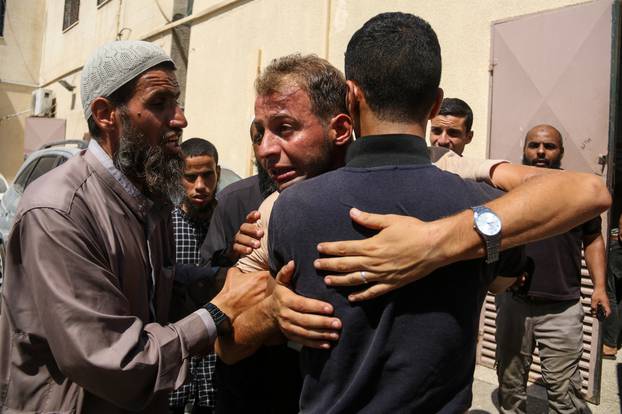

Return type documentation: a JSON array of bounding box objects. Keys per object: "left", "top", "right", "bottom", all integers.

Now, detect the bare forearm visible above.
[
  {"left": 443, "top": 171, "right": 610, "bottom": 264},
  {"left": 584, "top": 235, "right": 607, "bottom": 290},
  {"left": 216, "top": 297, "right": 282, "bottom": 364}
]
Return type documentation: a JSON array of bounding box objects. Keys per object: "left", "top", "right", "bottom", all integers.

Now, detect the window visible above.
[
  {"left": 0, "top": 0, "right": 5, "bottom": 37},
  {"left": 25, "top": 156, "right": 63, "bottom": 189},
  {"left": 14, "top": 156, "right": 63, "bottom": 193},
  {"left": 62, "top": 0, "right": 79, "bottom": 31},
  {"left": 13, "top": 160, "right": 39, "bottom": 194}
]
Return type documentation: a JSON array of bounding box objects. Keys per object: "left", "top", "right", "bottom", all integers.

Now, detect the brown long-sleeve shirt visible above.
[{"left": 0, "top": 144, "right": 214, "bottom": 413}]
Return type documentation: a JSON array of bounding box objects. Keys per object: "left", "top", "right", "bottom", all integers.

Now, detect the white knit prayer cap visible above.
[{"left": 81, "top": 40, "right": 175, "bottom": 120}]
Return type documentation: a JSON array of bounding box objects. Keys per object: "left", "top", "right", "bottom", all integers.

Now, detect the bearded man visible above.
[{"left": 0, "top": 40, "right": 268, "bottom": 413}]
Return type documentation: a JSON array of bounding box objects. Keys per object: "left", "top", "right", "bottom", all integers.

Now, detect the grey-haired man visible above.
[{"left": 0, "top": 40, "right": 267, "bottom": 413}]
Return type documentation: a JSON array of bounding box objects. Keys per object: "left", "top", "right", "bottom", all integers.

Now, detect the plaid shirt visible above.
[{"left": 169, "top": 207, "right": 216, "bottom": 409}]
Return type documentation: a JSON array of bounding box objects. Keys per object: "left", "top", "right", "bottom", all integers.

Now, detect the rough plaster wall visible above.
[
  {"left": 0, "top": 0, "right": 45, "bottom": 179},
  {"left": 184, "top": 0, "right": 589, "bottom": 176},
  {"left": 0, "top": 85, "right": 30, "bottom": 180},
  {"left": 184, "top": 0, "right": 327, "bottom": 176},
  {"left": 4, "top": 0, "right": 595, "bottom": 180}
]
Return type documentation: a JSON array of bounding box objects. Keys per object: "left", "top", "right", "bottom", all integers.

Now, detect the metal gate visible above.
[{"left": 483, "top": 0, "right": 620, "bottom": 404}]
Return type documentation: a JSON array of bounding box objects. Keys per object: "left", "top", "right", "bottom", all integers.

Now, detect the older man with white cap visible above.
[{"left": 0, "top": 40, "right": 267, "bottom": 413}]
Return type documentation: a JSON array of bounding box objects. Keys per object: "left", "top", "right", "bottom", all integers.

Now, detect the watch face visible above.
[{"left": 476, "top": 211, "right": 501, "bottom": 236}]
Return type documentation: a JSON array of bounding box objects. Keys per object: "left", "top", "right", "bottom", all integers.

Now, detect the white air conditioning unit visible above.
[{"left": 31, "top": 88, "right": 55, "bottom": 117}]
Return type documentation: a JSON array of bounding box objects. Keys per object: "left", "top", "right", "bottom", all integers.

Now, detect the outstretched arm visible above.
[{"left": 315, "top": 168, "right": 611, "bottom": 301}]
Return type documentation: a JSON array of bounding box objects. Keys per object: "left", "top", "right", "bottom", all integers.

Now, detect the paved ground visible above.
[{"left": 470, "top": 354, "right": 622, "bottom": 413}]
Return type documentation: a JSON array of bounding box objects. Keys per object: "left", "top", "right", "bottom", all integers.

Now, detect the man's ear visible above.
[
  {"left": 428, "top": 88, "right": 444, "bottom": 120},
  {"left": 345, "top": 80, "right": 363, "bottom": 118},
  {"left": 466, "top": 130, "right": 474, "bottom": 144},
  {"left": 216, "top": 165, "right": 222, "bottom": 182},
  {"left": 91, "top": 97, "right": 119, "bottom": 136},
  {"left": 328, "top": 113, "right": 353, "bottom": 147},
  {"left": 346, "top": 80, "right": 364, "bottom": 137}
]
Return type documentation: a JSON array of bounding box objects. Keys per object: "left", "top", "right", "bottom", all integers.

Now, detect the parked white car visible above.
[
  {"left": 0, "top": 140, "right": 87, "bottom": 285},
  {"left": 0, "top": 174, "right": 8, "bottom": 202},
  {"left": 0, "top": 140, "right": 242, "bottom": 285}
]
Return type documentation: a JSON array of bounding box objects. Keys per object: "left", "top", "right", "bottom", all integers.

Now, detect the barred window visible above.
[{"left": 62, "top": 0, "right": 79, "bottom": 31}]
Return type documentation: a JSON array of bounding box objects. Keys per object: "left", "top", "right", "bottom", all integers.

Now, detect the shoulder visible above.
[
  {"left": 258, "top": 191, "right": 279, "bottom": 221},
  {"left": 433, "top": 149, "right": 506, "bottom": 183},
  {"left": 17, "top": 153, "right": 92, "bottom": 217},
  {"left": 216, "top": 175, "right": 260, "bottom": 202}
]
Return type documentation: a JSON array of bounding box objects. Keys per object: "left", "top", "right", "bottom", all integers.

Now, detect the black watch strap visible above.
[{"left": 204, "top": 302, "right": 232, "bottom": 337}]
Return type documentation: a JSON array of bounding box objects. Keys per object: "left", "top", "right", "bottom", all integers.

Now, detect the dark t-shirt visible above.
[
  {"left": 199, "top": 175, "right": 301, "bottom": 414},
  {"left": 202, "top": 175, "right": 265, "bottom": 267},
  {"left": 269, "top": 135, "right": 526, "bottom": 413},
  {"left": 526, "top": 216, "right": 601, "bottom": 301}
]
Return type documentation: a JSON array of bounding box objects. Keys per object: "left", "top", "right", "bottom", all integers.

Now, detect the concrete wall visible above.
[
  {"left": 38, "top": 0, "right": 177, "bottom": 143},
  {"left": 1, "top": 0, "right": 598, "bottom": 179},
  {"left": 0, "top": 0, "right": 45, "bottom": 179},
  {"left": 183, "top": 0, "right": 590, "bottom": 177},
  {"left": 184, "top": 0, "right": 329, "bottom": 175},
  {"left": 0, "top": 84, "right": 31, "bottom": 180}
]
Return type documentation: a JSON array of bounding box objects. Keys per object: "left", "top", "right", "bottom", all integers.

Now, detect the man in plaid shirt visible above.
[{"left": 169, "top": 138, "right": 221, "bottom": 414}]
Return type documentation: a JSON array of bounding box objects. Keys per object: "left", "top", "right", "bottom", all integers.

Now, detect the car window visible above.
[
  {"left": 55, "top": 156, "right": 69, "bottom": 167},
  {"left": 24, "top": 156, "right": 61, "bottom": 189},
  {"left": 12, "top": 159, "right": 39, "bottom": 193}
]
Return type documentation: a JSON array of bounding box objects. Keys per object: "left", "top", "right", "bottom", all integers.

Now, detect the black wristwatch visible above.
[
  {"left": 203, "top": 302, "right": 232, "bottom": 337},
  {"left": 472, "top": 205, "right": 502, "bottom": 264}
]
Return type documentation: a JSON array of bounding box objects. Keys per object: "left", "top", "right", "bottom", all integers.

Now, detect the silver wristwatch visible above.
[{"left": 472, "top": 205, "right": 502, "bottom": 264}]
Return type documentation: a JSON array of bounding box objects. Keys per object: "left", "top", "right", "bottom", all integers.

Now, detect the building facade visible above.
[{"left": 0, "top": 0, "right": 595, "bottom": 179}]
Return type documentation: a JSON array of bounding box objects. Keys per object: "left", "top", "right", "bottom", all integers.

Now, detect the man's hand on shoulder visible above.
[
  {"left": 230, "top": 210, "right": 263, "bottom": 259},
  {"left": 314, "top": 208, "right": 452, "bottom": 301},
  {"left": 271, "top": 261, "right": 342, "bottom": 349}
]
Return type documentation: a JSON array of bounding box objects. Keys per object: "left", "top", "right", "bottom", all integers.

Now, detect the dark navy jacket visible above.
[{"left": 269, "top": 134, "right": 525, "bottom": 413}]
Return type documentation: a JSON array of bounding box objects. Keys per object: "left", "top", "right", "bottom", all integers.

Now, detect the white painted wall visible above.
[
  {"left": 184, "top": 0, "right": 590, "bottom": 176},
  {"left": 2, "top": 0, "right": 598, "bottom": 179}
]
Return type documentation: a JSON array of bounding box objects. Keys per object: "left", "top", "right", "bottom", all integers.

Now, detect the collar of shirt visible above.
[
  {"left": 86, "top": 140, "right": 170, "bottom": 238},
  {"left": 88, "top": 139, "right": 147, "bottom": 202},
  {"left": 345, "top": 134, "right": 431, "bottom": 168},
  {"left": 174, "top": 206, "right": 210, "bottom": 233}
]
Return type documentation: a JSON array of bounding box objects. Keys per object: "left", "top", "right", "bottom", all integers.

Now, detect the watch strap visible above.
[{"left": 203, "top": 302, "right": 232, "bottom": 336}]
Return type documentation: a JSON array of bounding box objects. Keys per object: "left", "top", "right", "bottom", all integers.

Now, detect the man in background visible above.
[
  {"left": 495, "top": 124, "right": 610, "bottom": 413},
  {"left": 429, "top": 97, "right": 473, "bottom": 155},
  {"left": 169, "top": 138, "right": 221, "bottom": 414}
]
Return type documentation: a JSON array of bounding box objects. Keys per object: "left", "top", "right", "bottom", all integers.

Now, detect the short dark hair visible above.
[
  {"left": 255, "top": 54, "right": 348, "bottom": 124},
  {"left": 438, "top": 98, "right": 473, "bottom": 132},
  {"left": 345, "top": 12, "right": 441, "bottom": 123},
  {"left": 87, "top": 61, "right": 176, "bottom": 140},
  {"left": 181, "top": 137, "right": 219, "bottom": 164}
]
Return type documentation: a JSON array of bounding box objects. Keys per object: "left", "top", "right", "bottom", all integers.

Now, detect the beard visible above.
[
  {"left": 113, "top": 111, "right": 185, "bottom": 204},
  {"left": 183, "top": 197, "right": 217, "bottom": 226},
  {"left": 257, "top": 161, "right": 278, "bottom": 198},
  {"left": 521, "top": 155, "right": 562, "bottom": 169}
]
